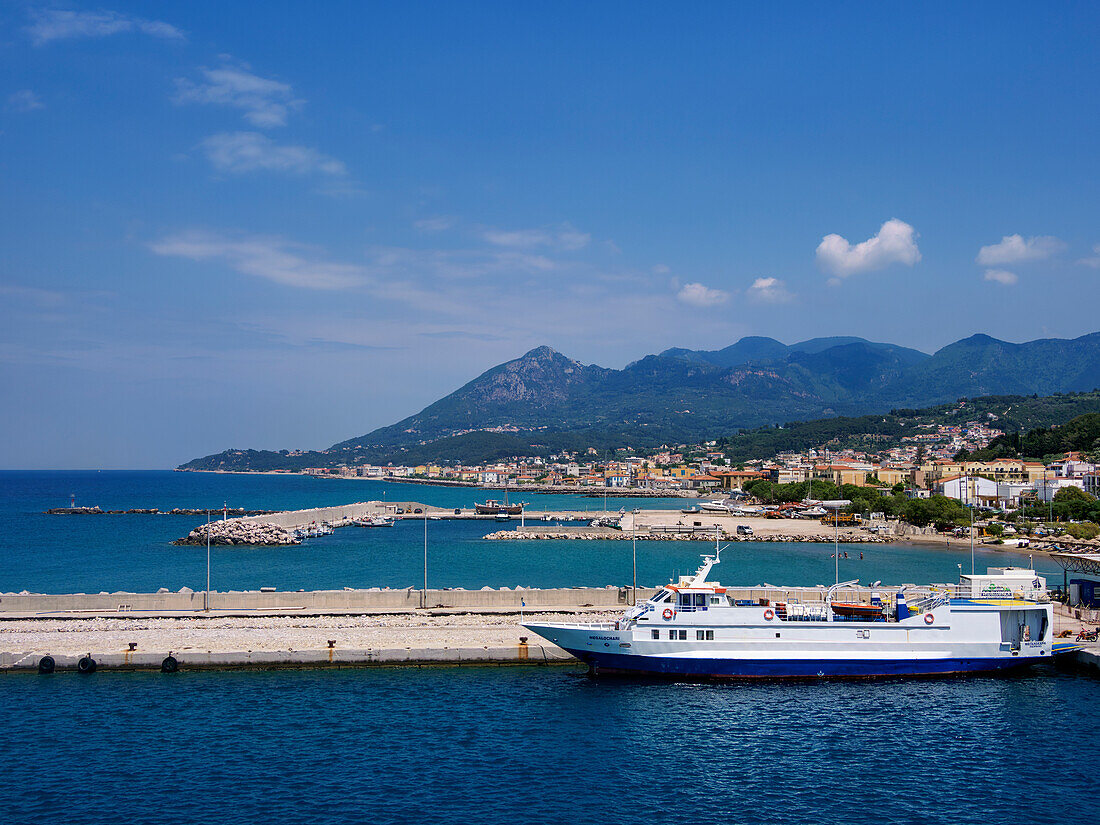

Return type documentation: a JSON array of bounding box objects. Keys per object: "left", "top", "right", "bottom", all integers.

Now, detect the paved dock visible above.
[{"left": 0, "top": 611, "right": 587, "bottom": 673}]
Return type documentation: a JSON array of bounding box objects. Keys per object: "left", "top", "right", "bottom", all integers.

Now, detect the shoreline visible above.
[{"left": 175, "top": 468, "right": 697, "bottom": 497}]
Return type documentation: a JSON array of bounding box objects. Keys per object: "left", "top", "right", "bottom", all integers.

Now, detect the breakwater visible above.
[
  {"left": 46, "top": 506, "right": 277, "bottom": 515},
  {"left": 485, "top": 528, "right": 892, "bottom": 543},
  {"left": 174, "top": 520, "right": 300, "bottom": 546},
  {"left": 0, "top": 585, "right": 649, "bottom": 618}
]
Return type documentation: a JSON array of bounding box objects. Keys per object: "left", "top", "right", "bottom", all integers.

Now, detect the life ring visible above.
[
  {"left": 763, "top": 609, "right": 775, "bottom": 621},
  {"left": 662, "top": 608, "right": 674, "bottom": 620},
  {"left": 924, "top": 613, "right": 935, "bottom": 625}
]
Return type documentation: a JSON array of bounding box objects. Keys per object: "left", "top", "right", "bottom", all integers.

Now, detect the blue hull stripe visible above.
[{"left": 570, "top": 650, "right": 1043, "bottom": 679}]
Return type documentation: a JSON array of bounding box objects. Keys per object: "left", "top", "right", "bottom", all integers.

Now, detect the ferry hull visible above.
[{"left": 576, "top": 650, "right": 1044, "bottom": 679}]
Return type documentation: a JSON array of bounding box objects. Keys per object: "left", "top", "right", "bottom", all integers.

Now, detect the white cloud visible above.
[
  {"left": 7, "top": 90, "right": 44, "bottom": 112},
  {"left": 816, "top": 218, "right": 921, "bottom": 279},
  {"left": 414, "top": 217, "right": 456, "bottom": 232},
  {"left": 976, "top": 234, "right": 1065, "bottom": 266},
  {"left": 983, "top": 269, "right": 1018, "bottom": 286},
  {"left": 652, "top": 264, "right": 671, "bottom": 274},
  {"left": 1078, "top": 244, "right": 1100, "bottom": 269},
  {"left": 482, "top": 225, "right": 591, "bottom": 251},
  {"left": 27, "top": 9, "right": 184, "bottom": 45},
  {"left": 149, "top": 231, "right": 364, "bottom": 290},
  {"left": 175, "top": 64, "right": 301, "bottom": 128},
  {"left": 746, "top": 277, "right": 793, "bottom": 303},
  {"left": 200, "top": 132, "right": 345, "bottom": 176},
  {"left": 677, "top": 282, "right": 729, "bottom": 307}
]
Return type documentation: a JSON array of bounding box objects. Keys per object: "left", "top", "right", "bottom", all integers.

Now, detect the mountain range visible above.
[{"left": 180, "top": 331, "right": 1100, "bottom": 470}]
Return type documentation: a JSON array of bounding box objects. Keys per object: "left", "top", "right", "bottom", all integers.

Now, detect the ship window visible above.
[
  {"left": 670, "top": 629, "right": 686, "bottom": 640},
  {"left": 694, "top": 594, "right": 707, "bottom": 607},
  {"left": 696, "top": 630, "right": 714, "bottom": 640},
  {"left": 710, "top": 596, "right": 723, "bottom": 606},
  {"left": 651, "top": 591, "right": 671, "bottom": 604},
  {"left": 651, "top": 629, "right": 660, "bottom": 640}
]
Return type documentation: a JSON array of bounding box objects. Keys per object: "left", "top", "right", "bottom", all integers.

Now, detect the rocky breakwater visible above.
[
  {"left": 484, "top": 530, "right": 892, "bottom": 543},
  {"left": 173, "top": 520, "right": 300, "bottom": 547}
]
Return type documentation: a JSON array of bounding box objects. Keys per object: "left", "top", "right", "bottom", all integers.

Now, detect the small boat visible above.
[
  {"left": 475, "top": 499, "right": 524, "bottom": 515},
  {"left": 680, "top": 507, "right": 701, "bottom": 515},
  {"left": 357, "top": 516, "right": 394, "bottom": 527},
  {"left": 830, "top": 601, "right": 884, "bottom": 620}
]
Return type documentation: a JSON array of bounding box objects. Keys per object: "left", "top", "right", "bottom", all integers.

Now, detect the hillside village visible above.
[{"left": 301, "top": 417, "right": 1099, "bottom": 511}]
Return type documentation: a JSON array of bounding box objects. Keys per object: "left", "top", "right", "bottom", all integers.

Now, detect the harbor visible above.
[{"left": 2, "top": 582, "right": 1097, "bottom": 674}]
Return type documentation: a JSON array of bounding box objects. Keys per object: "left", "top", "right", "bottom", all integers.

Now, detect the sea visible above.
[{"left": 1, "top": 470, "right": 1095, "bottom": 824}]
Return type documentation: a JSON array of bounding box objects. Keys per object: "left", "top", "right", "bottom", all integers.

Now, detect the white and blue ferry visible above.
[{"left": 525, "top": 547, "right": 1055, "bottom": 679}]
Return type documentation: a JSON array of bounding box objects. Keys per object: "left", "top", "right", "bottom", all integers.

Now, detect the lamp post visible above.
[
  {"left": 205, "top": 509, "right": 211, "bottom": 612},
  {"left": 632, "top": 518, "right": 638, "bottom": 606},
  {"left": 969, "top": 478, "right": 975, "bottom": 577},
  {"left": 422, "top": 506, "right": 428, "bottom": 609},
  {"left": 834, "top": 506, "right": 839, "bottom": 587}
]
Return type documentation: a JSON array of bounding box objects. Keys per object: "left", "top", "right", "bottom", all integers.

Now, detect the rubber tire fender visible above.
[
  {"left": 160, "top": 655, "right": 179, "bottom": 674},
  {"left": 76, "top": 656, "right": 97, "bottom": 675},
  {"left": 38, "top": 656, "right": 55, "bottom": 675}
]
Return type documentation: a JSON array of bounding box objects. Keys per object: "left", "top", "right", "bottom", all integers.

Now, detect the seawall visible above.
[{"left": 0, "top": 585, "right": 654, "bottom": 619}]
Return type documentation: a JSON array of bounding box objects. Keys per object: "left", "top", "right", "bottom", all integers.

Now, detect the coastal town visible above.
[{"left": 299, "top": 417, "right": 1099, "bottom": 512}]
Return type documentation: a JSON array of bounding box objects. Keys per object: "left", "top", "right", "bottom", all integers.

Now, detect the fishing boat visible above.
[
  {"left": 356, "top": 516, "right": 394, "bottom": 527},
  {"left": 524, "top": 541, "right": 1057, "bottom": 679},
  {"left": 474, "top": 499, "right": 523, "bottom": 515}
]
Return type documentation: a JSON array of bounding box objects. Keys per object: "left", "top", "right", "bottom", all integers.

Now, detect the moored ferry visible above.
[{"left": 524, "top": 547, "right": 1056, "bottom": 679}]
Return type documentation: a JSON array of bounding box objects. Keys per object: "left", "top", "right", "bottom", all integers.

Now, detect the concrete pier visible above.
[
  {"left": 0, "top": 610, "right": 589, "bottom": 673},
  {"left": 0, "top": 585, "right": 653, "bottom": 619}
]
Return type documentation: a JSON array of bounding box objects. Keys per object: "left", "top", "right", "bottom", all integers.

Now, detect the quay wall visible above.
[
  {"left": 0, "top": 586, "right": 656, "bottom": 617},
  {"left": 0, "top": 645, "right": 577, "bottom": 672}
]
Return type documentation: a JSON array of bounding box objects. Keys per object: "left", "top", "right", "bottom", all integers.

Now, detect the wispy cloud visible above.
[
  {"left": 175, "top": 63, "right": 301, "bottom": 128},
  {"left": 149, "top": 231, "right": 365, "bottom": 290},
  {"left": 816, "top": 218, "right": 921, "bottom": 280},
  {"left": 414, "top": 217, "right": 457, "bottom": 232},
  {"left": 1078, "top": 244, "right": 1100, "bottom": 269},
  {"left": 27, "top": 9, "right": 184, "bottom": 45},
  {"left": 983, "top": 269, "right": 1018, "bottom": 286},
  {"left": 0, "top": 283, "right": 67, "bottom": 306},
  {"left": 482, "top": 225, "right": 590, "bottom": 251},
  {"left": 676, "top": 282, "right": 729, "bottom": 307},
  {"left": 7, "top": 90, "right": 44, "bottom": 112},
  {"left": 201, "top": 132, "right": 346, "bottom": 176},
  {"left": 746, "top": 276, "right": 793, "bottom": 303},
  {"left": 976, "top": 234, "right": 1065, "bottom": 266}
]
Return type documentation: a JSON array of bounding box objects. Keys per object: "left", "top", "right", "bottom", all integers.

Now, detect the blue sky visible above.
[{"left": 2, "top": 2, "right": 1099, "bottom": 468}]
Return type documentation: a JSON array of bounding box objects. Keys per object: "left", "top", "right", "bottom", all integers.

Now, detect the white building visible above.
[
  {"left": 937, "top": 474, "right": 998, "bottom": 505},
  {"left": 1034, "top": 477, "right": 1085, "bottom": 503}
]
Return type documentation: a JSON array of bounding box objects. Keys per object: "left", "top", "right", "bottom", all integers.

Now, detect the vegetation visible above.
[
  {"left": 718, "top": 391, "right": 1100, "bottom": 464},
  {"left": 740, "top": 477, "right": 974, "bottom": 530},
  {"left": 968, "top": 412, "right": 1100, "bottom": 462},
  {"left": 180, "top": 390, "right": 1100, "bottom": 471}
]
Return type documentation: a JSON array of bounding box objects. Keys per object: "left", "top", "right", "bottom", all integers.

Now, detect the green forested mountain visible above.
[{"left": 179, "top": 332, "right": 1100, "bottom": 470}]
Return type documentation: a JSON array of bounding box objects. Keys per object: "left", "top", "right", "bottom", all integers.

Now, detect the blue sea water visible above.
[
  {"left": 0, "top": 471, "right": 1064, "bottom": 593},
  {"left": 1, "top": 471, "right": 1097, "bottom": 824},
  {"left": 1, "top": 666, "right": 1095, "bottom": 825}
]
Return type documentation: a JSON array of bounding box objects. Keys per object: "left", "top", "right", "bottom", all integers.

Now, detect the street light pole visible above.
[
  {"left": 422, "top": 506, "right": 428, "bottom": 609},
  {"left": 205, "top": 509, "right": 211, "bottom": 613},
  {"left": 834, "top": 507, "right": 839, "bottom": 587},
  {"left": 632, "top": 520, "right": 637, "bottom": 606}
]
